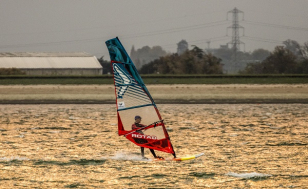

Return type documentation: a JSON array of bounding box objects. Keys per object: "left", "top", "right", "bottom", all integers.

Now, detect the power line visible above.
[
  {"left": 0, "top": 20, "right": 229, "bottom": 49},
  {"left": 189, "top": 36, "right": 230, "bottom": 45},
  {"left": 242, "top": 36, "right": 283, "bottom": 44},
  {"left": 243, "top": 20, "right": 308, "bottom": 32},
  {"left": 242, "top": 9, "right": 308, "bottom": 20},
  {"left": 118, "top": 9, "right": 229, "bottom": 28},
  {"left": 157, "top": 36, "right": 229, "bottom": 49},
  {"left": 0, "top": 10, "right": 229, "bottom": 37},
  {"left": 0, "top": 37, "right": 105, "bottom": 49},
  {"left": 2, "top": 10, "right": 307, "bottom": 52},
  {"left": 121, "top": 20, "right": 228, "bottom": 39}
]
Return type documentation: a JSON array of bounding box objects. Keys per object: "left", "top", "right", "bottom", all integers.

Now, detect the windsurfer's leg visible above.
[
  {"left": 149, "top": 149, "right": 157, "bottom": 158},
  {"left": 173, "top": 153, "right": 176, "bottom": 158},
  {"left": 141, "top": 147, "right": 145, "bottom": 157}
]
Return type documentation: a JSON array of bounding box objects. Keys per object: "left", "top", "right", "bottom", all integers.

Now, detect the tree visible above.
[
  {"left": 251, "top": 48, "right": 270, "bottom": 61},
  {"left": 179, "top": 51, "right": 196, "bottom": 74},
  {"left": 300, "top": 42, "right": 308, "bottom": 59},
  {"left": 263, "top": 46, "right": 297, "bottom": 74},
  {"left": 97, "top": 56, "right": 112, "bottom": 74},
  {"left": 283, "top": 39, "right": 302, "bottom": 58},
  {"left": 297, "top": 41, "right": 308, "bottom": 73},
  {"left": 191, "top": 45, "right": 204, "bottom": 58},
  {"left": 203, "top": 53, "right": 223, "bottom": 74},
  {"left": 297, "top": 59, "right": 308, "bottom": 74},
  {"left": 240, "top": 46, "right": 298, "bottom": 74}
]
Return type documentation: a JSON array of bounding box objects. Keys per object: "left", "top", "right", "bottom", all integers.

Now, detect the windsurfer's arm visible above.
[{"left": 132, "top": 123, "right": 146, "bottom": 131}]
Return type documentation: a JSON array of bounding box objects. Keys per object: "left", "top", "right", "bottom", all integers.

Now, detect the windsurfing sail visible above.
[{"left": 105, "top": 37, "right": 175, "bottom": 156}]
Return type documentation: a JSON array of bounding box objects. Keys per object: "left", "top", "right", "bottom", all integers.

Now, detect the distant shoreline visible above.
[
  {"left": 1, "top": 84, "right": 308, "bottom": 104},
  {"left": 1, "top": 99, "right": 308, "bottom": 104}
]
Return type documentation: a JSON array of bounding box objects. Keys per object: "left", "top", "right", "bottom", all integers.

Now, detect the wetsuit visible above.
[{"left": 132, "top": 122, "right": 157, "bottom": 158}]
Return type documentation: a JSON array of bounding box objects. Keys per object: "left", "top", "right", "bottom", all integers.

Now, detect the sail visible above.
[{"left": 105, "top": 37, "right": 175, "bottom": 155}]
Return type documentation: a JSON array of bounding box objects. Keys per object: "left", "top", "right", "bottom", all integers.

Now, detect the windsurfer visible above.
[{"left": 132, "top": 115, "right": 164, "bottom": 160}]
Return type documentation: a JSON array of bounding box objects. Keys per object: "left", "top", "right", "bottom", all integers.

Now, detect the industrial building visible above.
[{"left": 0, "top": 52, "right": 103, "bottom": 75}]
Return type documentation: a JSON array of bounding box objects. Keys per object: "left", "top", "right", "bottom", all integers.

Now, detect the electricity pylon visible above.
[{"left": 227, "top": 7, "right": 245, "bottom": 62}]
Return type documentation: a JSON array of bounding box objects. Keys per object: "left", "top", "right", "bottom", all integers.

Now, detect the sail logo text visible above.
[
  {"left": 132, "top": 134, "right": 157, "bottom": 140},
  {"left": 113, "top": 64, "right": 132, "bottom": 99}
]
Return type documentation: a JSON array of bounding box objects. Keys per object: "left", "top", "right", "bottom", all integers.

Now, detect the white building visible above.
[{"left": 0, "top": 52, "right": 102, "bottom": 75}]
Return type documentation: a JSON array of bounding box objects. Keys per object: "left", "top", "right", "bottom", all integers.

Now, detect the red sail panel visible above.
[{"left": 125, "top": 121, "right": 174, "bottom": 154}]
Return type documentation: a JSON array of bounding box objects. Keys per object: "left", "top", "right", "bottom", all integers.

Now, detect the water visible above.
[{"left": 0, "top": 104, "right": 307, "bottom": 188}]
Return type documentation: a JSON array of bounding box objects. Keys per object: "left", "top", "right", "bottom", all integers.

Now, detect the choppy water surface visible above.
[{"left": 0, "top": 104, "right": 307, "bottom": 188}]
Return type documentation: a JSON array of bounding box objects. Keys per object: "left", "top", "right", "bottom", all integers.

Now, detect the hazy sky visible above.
[{"left": 1, "top": 0, "right": 308, "bottom": 59}]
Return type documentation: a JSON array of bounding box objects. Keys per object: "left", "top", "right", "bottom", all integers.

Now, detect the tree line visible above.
[
  {"left": 3, "top": 39, "right": 307, "bottom": 75},
  {"left": 78, "top": 38, "right": 307, "bottom": 75},
  {"left": 97, "top": 46, "right": 223, "bottom": 74},
  {"left": 1, "top": 38, "right": 307, "bottom": 75},
  {"left": 98, "top": 39, "right": 308, "bottom": 75},
  {"left": 240, "top": 41, "right": 308, "bottom": 74},
  {"left": 139, "top": 46, "right": 223, "bottom": 74}
]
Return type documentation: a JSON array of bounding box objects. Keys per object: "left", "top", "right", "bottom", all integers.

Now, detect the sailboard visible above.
[
  {"left": 149, "top": 153, "right": 205, "bottom": 161},
  {"left": 105, "top": 37, "right": 203, "bottom": 161}
]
